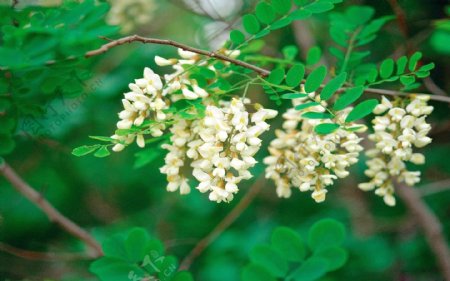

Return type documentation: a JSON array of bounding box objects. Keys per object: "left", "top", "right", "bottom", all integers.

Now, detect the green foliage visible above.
[
  {"left": 229, "top": 0, "right": 342, "bottom": 46},
  {"left": 242, "top": 219, "right": 348, "bottom": 281},
  {"left": 91, "top": 228, "right": 193, "bottom": 281},
  {"left": 329, "top": 6, "right": 393, "bottom": 74},
  {"left": 304, "top": 66, "right": 327, "bottom": 93}
]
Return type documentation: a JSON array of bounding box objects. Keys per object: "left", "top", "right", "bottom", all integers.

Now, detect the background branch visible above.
[
  {"left": 395, "top": 182, "right": 450, "bottom": 280},
  {"left": 179, "top": 174, "right": 265, "bottom": 270},
  {"left": 0, "top": 161, "right": 103, "bottom": 258}
]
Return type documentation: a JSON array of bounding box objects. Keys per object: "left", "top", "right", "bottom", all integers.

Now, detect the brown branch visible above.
[
  {"left": 362, "top": 87, "right": 450, "bottom": 103},
  {"left": 395, "top": 182, "right": 450, "bottom": 280},
  {"left": 0, "top": 242, "right": 92, "bottom": 261},
  {"left": 179, "top": 174, "right": 265, "bottom": 270},
  {"left": 0, "top": 161, "right": 103, "bottom": 258},
  {"left": 85, "top": 35, "right": 271, "bottom": 77},
  {"left": 418, "top": 179, "right": 450, "bottom": 197}
]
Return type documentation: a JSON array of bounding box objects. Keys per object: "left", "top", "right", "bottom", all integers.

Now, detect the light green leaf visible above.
[
  {"left": 272, "top": 0, "right": 292, "bottom": 14},
  {"left": 306, "top": 46, "right": 322, "bottom": 66},
  {"left": 396, "top": 56, "right": 408, "bottom": 74},
  {"left": 379, "top": 58, "right": 394, "bottom": 79},
  {"left": 305, "top": 66, "right": 327, "bottom": 93},
  {"left": 314, "top": 123, "right": 340, "bottom": 135},
  {"left": 345, "top": 99, "right": 379, "bottom": 122},
  {"left": 255, "top": 2, "right": 276, "bottom": 24},
  {"left": 408, "top": 52, "right": 422, "bottom": 71},
  {"left": 333, "top": 86, "right": 364, "bottom": 111},
  {"left": 72, "top": 145, "right": 100, "bottom": 156},
  {"left": 400, "top": 75, "right": 415, "bottom": 86},
  {"left": 243, "top": 14, "right": 261, "bottom": 35},
  {"left": 281, "top": 93, "right": 308, "bottom": 99},
  {"left": 295, "top": 102, "right": 320, "bottom": 111},
  {"left": 320, "top": 72, "right": 347, "bottom": 101},
  {"left": 286, "top": 64, "right": 305, "bottom": 88},
  {"left": 94, "top": 146, "right": 111, "bottom": 158},
  {"left": 267, "top": 68, "right": 286, "bottom": 85},
  {"left": 230, "top": 30, "right": 246, "bottom": 45}
]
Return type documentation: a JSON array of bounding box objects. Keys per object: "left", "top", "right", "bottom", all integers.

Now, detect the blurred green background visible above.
[{"left": 0, "top": 0, "right": 449, "bottom": 280}]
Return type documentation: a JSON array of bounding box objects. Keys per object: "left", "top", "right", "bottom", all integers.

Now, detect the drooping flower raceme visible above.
[
  {"left": 264, "top": 94, "right": 364, "bottom": 203},
  {"left": 358, "top": 95, "right": 433, "bottom": 206},
  {"left": 160, "top": 98, "right": 277, "bottom": 202},
  {"left": 112, "top": 67, "right": 168, "bottom": 152}
]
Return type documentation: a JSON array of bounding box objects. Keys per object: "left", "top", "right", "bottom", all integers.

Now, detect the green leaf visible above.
[
  {"left": 230, "top": 30, "right": 246, "bottom": 45},
  {"left": 250, "top": 244, "right": 289, "bottom": 277},
  {"left": 400, "top": 75, "right": 415, "bottom": 86},
  {"left": 313, "top": 246, "right": 348, "bottom": 271},
  {"left": 291, "top": 257, "right": 328, "bottom": 281},
  {"left": 281, "top": 93, "right": 308, "bottom": 99},
  {"left": 283, "top": 45, "right": 299, "bottom": 60},
  {"left": 271, "top": 227, "right": 306, "bottom": 262},
  {"left": 408, "top": 52, "right": 422, "bottom": 71},
  {"left": 0, "top": 134, "right": 15, "bottom": 155},
  {"left": 305, "top": 66, "right": 327, "bottom": 93},
  {"left": 272, "top": 0, "right": 292, "bottom": 14},
  {"left": 134, "top": 147, "right": 161, "bottom": 169},
  {"left": 396, "top": 56, "right": 408, "bottom": 75},
  {"left": 333, "top": 86, "right": 365, "bottom": 111},
  {"left": 125, "top": 228, "right": 151, "bottom": 263},
  {"left": 255, "top": 2, "right": 276, "bottom": 24},
  {"left": 286, "top": 64, "right": 305, "bottom": 88},
  {"left": 243, "top": 14, "right": 261, "bottom": 35},
  {"left": 173, "top": 271, "right": 194, "bottom": 281},
  {"left": 89, "top": 136, "right": 115, "bottom": 142},
  {"left": 379, "top": 58, "right": 394, "bottom": 79},
  {"left": 267, "top": 68, "right": 286, "bottom": 85},
  {"left": 295, "top": 102, "right": 320, "bottom": 111},
  {"left": 314, "top": 123, "right": 340, "bottom": 135},
  {"left": 345, "top": 99, "right": 379, "bottom": 122},
  {"left": 306, "top": 46, "right": 322, "bottom": 66},
  {"left": 72, "top": 145, "right": 100, "bottom": 156},
  {"left": 94, "top": 146, "right": 111, "bottom": 158},
  {"left": 290, "top": 9, "right": 312, "bottom": 20},
  {"left": 242, "top": 264, "right": 276, "bottom": 281},
  {"left": 308, "top": 219, "right": 346, "bottom": 251},
  {"left": 302, "top": 112, "right": 332, "bottom": 119},
  {"left": 307, "top": 1, "right": 334, "bottom": 13},
  {"left": 419, "top": 63, "right": 435, "bottom": 72},
  {"left": 320, "top": 72, "right": 347, "bottom": 101}
]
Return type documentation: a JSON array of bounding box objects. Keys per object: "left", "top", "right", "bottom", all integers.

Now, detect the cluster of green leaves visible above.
[
  {"left": 264, "top": 63, "right": 377, "bottom": 134},
  {"left": 242, "top": 219, "right": 347, "bottom": 281},
  {"left": 229, "top": 0, "right": 342, "bottom": 47},
  {"left": 91, "top": 228, "right": 193, "bottom": 281},
  {"left": 0, "top": 0, "right": 117, "bottom": 156},
  {"left": 328, "top": 6, "right": 393, "bottom": 75},
  {"left": 354, "top": 52, "right": 435, "bottom": 91}
]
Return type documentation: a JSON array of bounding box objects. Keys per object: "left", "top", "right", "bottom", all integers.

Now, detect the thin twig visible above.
[
  {"left": 85, "top": 35, "right": 270, "bottom": 77},
  {"left": 395, "top": 182, "right": 450, "bottom": 280},
  {"left": 84, "top": 35, "right": 450, "bottom": 104},
  {"left": 179, "top": 174, "right": 265, "bottom": 270},
  {"left": 418, "top": 179, "right": 450, "bottom": 197},
  {"left": 0, "top": 161, "right": 103, "bottom": 258}
]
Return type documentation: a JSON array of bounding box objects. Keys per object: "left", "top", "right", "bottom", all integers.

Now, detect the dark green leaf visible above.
[
  {"left": 308, "top": 219, "right": 346, "bottom": 251},
  {"left": 250, "top": 244, "right": 289, "bottom": 277},
  {"left": 345, "top": 99, "right": 379, "bottom": 122},
  {"left": 314, "top": 123, "right": 340, "bottom": 135},
  {"left": 271, "top": 227, "right": 306, "bottom": 262},
  {"left": 267, "top": 68, "right": 286, "bottom": 85},
  {"left": 290, "top": 9, "right": 312, "bottom": 20},
  {"left": 242, "top": 264, "right": 276, "bottom": 281},
  {"left": 313, "top": 247, "right": 348, "bottom": 271},
  {"left": 286, "top": 64, "right": 305, "bottom": 88},
  {"left": 291, "top": 257, "right": 328, "bottom": 281},
  {"left": 305, "top": 66, "right": 327, "bottom": 93},
  {"left": 333, "top": 86, "right": 365, "bottom": 111},
  {"left": 272, "top": 0, "right": 292, "bottom": 14},
  {"left": 320, "top": 72, "right": 347, "bottom": 101}
]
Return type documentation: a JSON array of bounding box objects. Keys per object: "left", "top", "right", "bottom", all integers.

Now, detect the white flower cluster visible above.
[
  {"left": 160, "top": 98, "right": 277, "bottom": 202},
  {"left": 112, "top": 67, "right": 168, "bottom": 152},
  {"left": 107, "top": 0, "right": 157, "bottom": 33},
  {"left": 264, "top": 95, "right": 364, "bottom": 203},
  {"left": 358, "top": 95, "right": 433, "bottom": 206}
]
